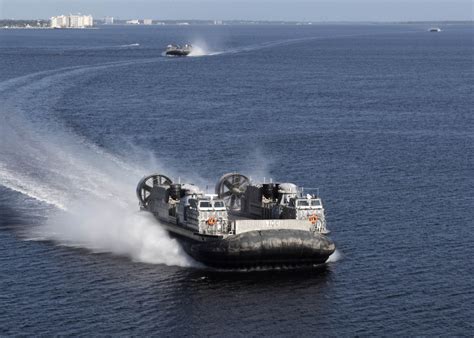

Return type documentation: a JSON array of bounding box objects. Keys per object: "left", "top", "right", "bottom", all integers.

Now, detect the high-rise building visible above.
[
  {"left": 51, "top": 15, "right": 69, "bottom": 28},
  {"left": 50, "top": 14, "right": 93, "bottom": 28},
  {"left": 81, "top": 15, "right": 93, "bottom": 27}
]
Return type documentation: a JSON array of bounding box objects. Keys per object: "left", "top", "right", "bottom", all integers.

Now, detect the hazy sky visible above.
[{"left": 1, "top": 0, "right": 472, "bottom": 21}]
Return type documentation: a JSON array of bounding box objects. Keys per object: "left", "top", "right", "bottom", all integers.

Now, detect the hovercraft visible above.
[
  {"left": 136, "top": 173, "right": 335, "bottom": 268},
  {"left": 165, "top": 44, "right": 192, "bottom": 56}
]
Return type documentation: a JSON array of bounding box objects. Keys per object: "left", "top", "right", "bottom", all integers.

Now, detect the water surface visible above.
[{"left": 0, "top": 24, "right": 473, "bottom": 335}]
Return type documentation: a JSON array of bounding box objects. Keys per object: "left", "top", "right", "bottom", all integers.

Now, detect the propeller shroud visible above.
[
  {"left": 215, "top": 173, "right": 250, "bottom": 211},
  {"left": 136, "top": 173, "right": 172, "bottom": 207}
]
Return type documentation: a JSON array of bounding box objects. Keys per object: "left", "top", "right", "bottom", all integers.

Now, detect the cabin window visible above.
[
  {"left": 297, "top": 200, "right": 309, "bottom": 207},
  {"left": 213, "top": 201, "right": 225, "bottom": 208},
  {"left": 311, "top": 200, "right": 321, "bottom": 206},
  {"left": 199, "top": 201, "right": 212, "bottom": 208}
]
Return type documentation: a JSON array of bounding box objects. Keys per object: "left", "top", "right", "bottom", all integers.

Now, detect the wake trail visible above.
[
  {"left": 195, "top": 29, "right": 422, "bottom": 57},
  {"left": 51, "top": 43, "right": 142, "bottom": 52},
  {"left": 0, "top": 60, "right": 195, "bottom": 267}
]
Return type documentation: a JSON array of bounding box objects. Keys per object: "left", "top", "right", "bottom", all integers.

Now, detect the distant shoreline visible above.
[
  {"left": 0, "top": 27, "right": 99, "bottom": 30},
  {"left": 0, "top": 19, "right": 472, "bottom": 30}
]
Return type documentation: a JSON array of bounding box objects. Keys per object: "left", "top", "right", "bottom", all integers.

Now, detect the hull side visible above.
[
  {"left": 165, "top": 50, "right": 191, "bottom": 56},
  {"left": 172, "top": 228, "right": 335, "bottom": 268}
]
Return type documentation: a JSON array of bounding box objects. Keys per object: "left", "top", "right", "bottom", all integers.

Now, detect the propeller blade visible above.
[
  {"left": 222, "top": 191, "right": 233, "bottom": 198},
  {"left": 223, "top": 179, "right": 234, "bottom": 189}
]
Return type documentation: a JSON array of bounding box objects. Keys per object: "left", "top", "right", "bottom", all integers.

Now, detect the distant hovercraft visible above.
[
  {"left": 165, "top": 44, "right": 192, "bottom": 56},
  {"left": 136, "top": 173, "right": 336, "bottom": 268}
]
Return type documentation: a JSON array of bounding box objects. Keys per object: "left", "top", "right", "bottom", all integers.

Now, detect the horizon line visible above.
[{"left": 1, "top": 18, "right": 473, "bottom": 23}]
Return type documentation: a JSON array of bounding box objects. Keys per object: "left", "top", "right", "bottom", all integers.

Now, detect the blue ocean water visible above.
[{"left": 0, "top": 24, "right": 473, "bottom": 335}]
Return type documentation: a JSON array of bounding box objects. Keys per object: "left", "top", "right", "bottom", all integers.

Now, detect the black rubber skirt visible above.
[{"left": 186, "top": 229, "right": 335, "bottom": 268}]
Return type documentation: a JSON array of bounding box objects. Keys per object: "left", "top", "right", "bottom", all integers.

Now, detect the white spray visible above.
[
  {"left": 187, "top": 39, "right": 225, "bottom": 57},
  {"left": 188, "top": 40, "right": 211, "bottom": 57},
  {"left": 0, "top": 64, "right": 194, "bottom": 267},
  {"left": 326, "top": 249, "right": 344, "bottom": 263}
]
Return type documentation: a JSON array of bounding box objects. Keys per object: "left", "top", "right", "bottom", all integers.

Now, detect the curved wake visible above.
[{"left": 0, "top": 61, "right": 195, "bottom": 267}]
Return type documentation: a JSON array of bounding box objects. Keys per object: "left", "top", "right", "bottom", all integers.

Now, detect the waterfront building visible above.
[
  {"left": 69, "top": 14, "right": 93, "bottom": 28},
  {"left": 50, "top": 15, "right": 69, "bottom": 28},
  {"left": 50, "top": 14, "right": 93, "bottom": 28},
  {"left": 144, "top": 19, "right": 153, "bottom": 25}
]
